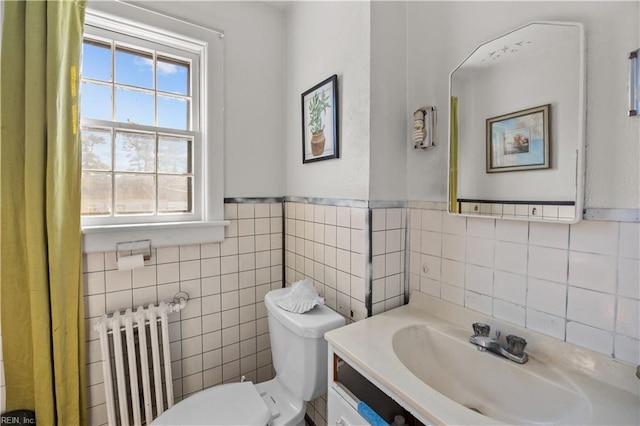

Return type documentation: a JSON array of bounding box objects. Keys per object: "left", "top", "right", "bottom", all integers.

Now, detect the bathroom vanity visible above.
[{"left": 325, "top": 291, "right": 640, "bottom": 425}]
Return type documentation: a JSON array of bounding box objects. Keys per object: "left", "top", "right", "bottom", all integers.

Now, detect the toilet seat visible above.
[{"left": 152, "top": 382, "right": 272, "bottom": 426}]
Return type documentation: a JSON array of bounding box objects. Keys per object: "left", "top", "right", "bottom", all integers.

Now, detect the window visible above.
[
  {"left": 81, "top": 23, "right": 200, "bottom": 224},
  {"left": 81, "top": 6, "right": 225, "bottom": 251}
]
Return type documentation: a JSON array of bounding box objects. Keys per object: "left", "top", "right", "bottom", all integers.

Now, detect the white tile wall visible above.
[
  {"left": 408, "top": 204, "right": 640, "bottom": 365},
  {"left": 284, "top": 202, "right": 371, "bottom": 325},
  {"left": 285, "top": 202, "right": 407, "bottom": 425},
  {"left": 83, "top": 202, "right": 283, "bottom": 426}
]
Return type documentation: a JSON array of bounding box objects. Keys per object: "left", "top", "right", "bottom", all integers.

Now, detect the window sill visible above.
[{"left": 82, "top": 220, "right": 230, "bottom": 253}]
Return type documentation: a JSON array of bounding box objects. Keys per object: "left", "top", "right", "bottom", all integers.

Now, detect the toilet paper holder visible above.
[{"left": 116, "top": 239, "right": 152, "bottom": 262}]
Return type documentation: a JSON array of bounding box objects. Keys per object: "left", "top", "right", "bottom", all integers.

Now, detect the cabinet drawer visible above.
[{"left": 328, "top": 386, "right": 368, "bottom": 426}]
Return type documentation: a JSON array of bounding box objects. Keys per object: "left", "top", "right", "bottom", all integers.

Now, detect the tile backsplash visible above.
[
  {"left": 408, "top": 202, "right": 640, "bottom": 365},
  {"left": 83, "top": 202, "right": 283, "bottom": 426},
  {"left": 284, "top": 200, "right": 406, "bottom": 426},
  {"left": 1, "top": 198, "right": 636, "bottom": 425}
]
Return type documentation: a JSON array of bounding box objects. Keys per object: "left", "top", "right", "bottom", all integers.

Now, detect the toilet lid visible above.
[{"left": 152, "top": 382, "right": 272, "bottom": 426}]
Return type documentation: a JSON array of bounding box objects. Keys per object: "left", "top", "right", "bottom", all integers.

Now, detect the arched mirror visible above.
[{"left": 448, "top": 22, "right": 585, "bottom": 223}]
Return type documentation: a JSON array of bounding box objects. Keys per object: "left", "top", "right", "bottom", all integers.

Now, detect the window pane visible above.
[
  {"left": 81, "top": 82, "right": 112, "bottom": 121},
  {"left": 157, "top": 57, "right": 189, "bottom": 95},
  {"left": 115, "top": 132, "right": 155, "bottom": 172},
  {"left": 158, "top": 136, "right": 191, "bottom": 174},
  {"left": 81, "top": 172, "right": 112, "bottom": 215},
  {"left": 115, "top": 47, "right": 153, "bottom": 89},
  {"left": 115, "top": 174, "right": 155, "bottom": 214},
  {"left": 81, "top": 128, "right": 112, "bottom": 171},
  {"left": 115, "top": 87, "right": 154, "bottom": 126},
  {"left": 158, "top": 96, "right": 188, "bottom": 130},
  {"left": 158, "top": 175, "right": 191, "bottom": 213},
  {"left": 82, "top": 40, "right": 112, "bottom": 82}
]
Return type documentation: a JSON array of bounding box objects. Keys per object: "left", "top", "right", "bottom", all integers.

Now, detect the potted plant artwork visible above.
[
  {"left": 301, "top": 74, "right": 339, "bottom": 163},
  {"left": 308, "top": 90, "right": 331, "bottom": 156}
]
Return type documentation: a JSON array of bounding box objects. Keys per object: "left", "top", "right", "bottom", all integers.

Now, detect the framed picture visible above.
[
  {"left": 301, "top": 74, "right": 339, "bottom": 163},
  {"left": 486, "top": 104, "right": 550, "bottom": 173}
]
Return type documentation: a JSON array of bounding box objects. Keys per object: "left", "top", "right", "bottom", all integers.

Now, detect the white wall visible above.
[
  {"left": 110, "top": 0, "right": 287, "bottom": 198},
  {"left": 406, "top": 1, "right": 640, "bottom": 209},
  {"left": 285, "top": 1, "right": 371, "bottom": 200},
  {"left": 369, "top": 1, "right": 408, "bottom": 201}
]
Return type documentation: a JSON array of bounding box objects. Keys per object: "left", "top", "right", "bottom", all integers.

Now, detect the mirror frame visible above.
[{"left": 447, "top": 21, "right": 586, "bottom": 223}]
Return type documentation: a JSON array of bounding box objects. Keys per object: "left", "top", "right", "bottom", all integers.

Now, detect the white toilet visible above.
[{"left": 153, "top": 287, "right": 345, "bottom": 425}]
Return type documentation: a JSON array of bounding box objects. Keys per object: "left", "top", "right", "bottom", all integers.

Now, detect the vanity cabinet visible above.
[{"left": 327, "top": 345, "right": 432, "bottom": 426}]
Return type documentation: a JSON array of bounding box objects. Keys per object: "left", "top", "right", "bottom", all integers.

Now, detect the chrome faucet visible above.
[{"left": 469, "top": 322, "right": 529, "bottom": 364}]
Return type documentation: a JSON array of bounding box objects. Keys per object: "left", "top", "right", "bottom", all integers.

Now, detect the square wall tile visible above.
[
  {"left": 615, "top": 335, "right": 640, "bottom": 365},
  {"left": 105, "top": 270, "right": 132, "bottom": 292},
  {"left": 420, "top": 209, "right": 443, "bottom": 232},
  {"left": 619, "top": 222, "right": 640, "bottom": 259},
  {"left": 567, "top": 287, "right": 615, "bottom": 331},
  {"left": 336, "top": 207, "right": 351, "bottom": 228},
  {"left": 618, "top": 258, "right": 640, "bottom": 300},
  {"left": 616, "top": 297, "right": 639, "bottom": 339},
  {"left": 372, "top": 209, "right": 386, "bottom": 231},
  {"left": 442, "top": 213, "right": 466, "bottom": 235},
  {"left": 465, "top": 291, "right": 492, "bottom": 316},
  {"left": 442, "top": 234, "right": 466, "bottom": 261},
  {"left": 529, "top": 222, "right": 569, "bottom": 249},
  {"left": 180, "top": 245, "right": 200, "bottom": 261},
  {"left": 527, "top": 278, "right": 567, "bottom": 317},
  {"left": 568, "top": 251, "right": 616, "bottom": 294},
  {"left": 420, "top": 231, "right": 441, "bottom": 257},
  {"left": 441, "top": 259, "right": 464, "bottom": 288},
  {"left": 441, "top": 283, "right": 463, "bottom": 306},
  {"left": 493, "top": 299, "right": 525, "bottom": 327},
  {"left": 84, "top": 252, "right": 105, "bottom": 273},
  {"left": 156, "top": 247, "right": 180, "bottom": 264},
  {"left": 84, "top": 272, "right": 105, "bottom": 296},
  {"left": 493, "top": 271, "right": 526, "bottom": 305},
  {"left": 466, "top": 237, "right": 494, "bottom": 268},
  {"left": 465, "top": 264, "right": 493, "bottom": 296},
  {"left": 494, "top": 241, "right": 527, "bottom": 275},
  {"left": 570, "top": 220, "right": 618, "bottom": 255},
  {"left": 350, "top": 208, "right": 367, "bottom": 230},
  {"left": 254, "top": 203, "right": 270, "bottom": 218},
  {"left": 566, "top": 321, "right": 613, "bottom": 357},
  {"left": 495, "top": 220, "right": 528, "bottom": 244},
  {"left": 238, "top": 203, "right": 255, "bottom": 219},
  {"left": 224, "top": 203, "right": 238, "bottom": 219},
  {"left": 420, "top": 277, "right": 441, "bottom": 298},
  {"left": 133, "top": 266, "right": 156, "bottom": 288},
  {"left": 526, "top": 309, "right": 565, "bottom": 340},
  {"left": 386, "top": 209, "right": 402, "bottom": 229},
  {"left": 466, "top": 218, "right": 495, "bottom": 239},
  {"left": 528, "top": 246, "right": 568, "bottom": 283}
]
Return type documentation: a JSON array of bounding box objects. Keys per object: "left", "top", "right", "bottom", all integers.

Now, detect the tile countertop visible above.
[{"left": 324, "top": 291, "right": 640, "bottom": 426}]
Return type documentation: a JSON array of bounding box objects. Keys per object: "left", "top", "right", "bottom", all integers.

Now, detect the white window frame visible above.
[{"left": 81, "top": 4, "right": 227, "bottom": 252}]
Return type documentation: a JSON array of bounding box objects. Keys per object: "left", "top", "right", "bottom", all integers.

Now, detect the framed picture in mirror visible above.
[{"left": 486, "top": 104, "right": 550, "bottom": 173}]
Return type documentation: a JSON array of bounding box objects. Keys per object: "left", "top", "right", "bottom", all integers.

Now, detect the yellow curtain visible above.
[
  {"left": 449, "top": 96, "right": 459, "bottom": 214},
  {"left": 0, "top": 1, "right": 86, "bottom": 424}
]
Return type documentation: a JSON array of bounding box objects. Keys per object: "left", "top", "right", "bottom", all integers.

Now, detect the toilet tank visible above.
[{"left": 264, "top": 287, "right": 345, "bottom": 401}]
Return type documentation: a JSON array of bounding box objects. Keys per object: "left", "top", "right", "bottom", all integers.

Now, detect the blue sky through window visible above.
[{"left": 80, "top": 40, "right": 190, "bottom": 130}]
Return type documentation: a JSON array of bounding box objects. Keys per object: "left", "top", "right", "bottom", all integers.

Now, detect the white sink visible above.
[{"left": 392, "top": 324, "right": 592, "bottom": 425}]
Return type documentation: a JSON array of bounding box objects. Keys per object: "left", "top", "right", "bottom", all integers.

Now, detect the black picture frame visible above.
[{"left": 301, "top": 74, "right": 339, "bottom": 163}]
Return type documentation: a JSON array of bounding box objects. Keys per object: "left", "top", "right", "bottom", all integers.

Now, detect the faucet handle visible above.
[
  {"left": 506, "top": 335, "right": 527, "bottom": 356},
  {"left": 472, "top": 322, "right": 491, "bottom": 337}
]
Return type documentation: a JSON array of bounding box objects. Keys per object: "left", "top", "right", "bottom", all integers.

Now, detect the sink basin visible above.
[{"left": 392, "top": 324, "right": 592, "bottom": 425}]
